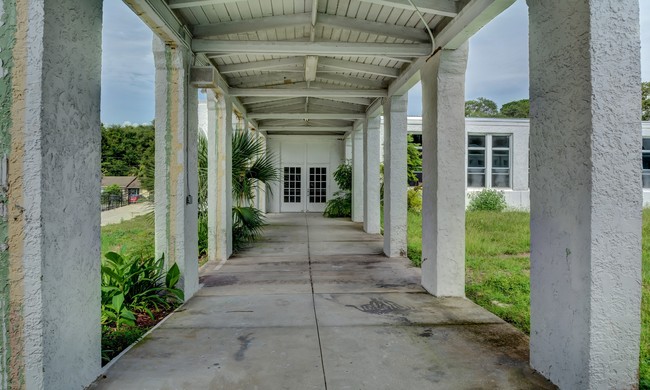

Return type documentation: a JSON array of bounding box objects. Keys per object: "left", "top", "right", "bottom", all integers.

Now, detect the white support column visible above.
[
  {"left": 255, "top": 130, "right": 268, "bottom": 213},
  {"left": 351, "top": 125, "right": 365, "bottom": 222},
  {"left": 528, "top": 1, "right": 641, "bottom": 388},
  {"left": 364, "top": 116, "right": 381, "bottom": 234},
  {"left": 213, "top": 93, "right": 233, "bottom": 261},
  {"left": 154, "top": 37, "right": 200, "bottom": 300},
  {"left": 1, "top": 1, "right": 103, "bottom": 387},
  {"left": 420, "top": 43, "right": 469, "bottom": 297},
  {"left": 206, "top": 89, "right": 219, "bottom": 263},
  {"left": 383, "top": 95, "right": 408, "bottom": 257}
]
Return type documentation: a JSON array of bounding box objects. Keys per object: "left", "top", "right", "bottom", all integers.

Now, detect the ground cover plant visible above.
[
  {"left": 100, "top": 218, "right": 182, "bottom": 365},
  {"left": 406, "top": 209, "right": 650, "bottom": 387}
]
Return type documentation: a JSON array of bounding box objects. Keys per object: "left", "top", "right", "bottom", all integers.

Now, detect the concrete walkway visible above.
[
  {"left": 91, "top": 213, "right": 554, "bottom": 389},
  {"left": 101, "top": 202, "right": 152, "bottom": 226}
]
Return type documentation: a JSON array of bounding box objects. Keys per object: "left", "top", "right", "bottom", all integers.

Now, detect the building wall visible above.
[
  {"left": 398, "top": 118, "right": 650, "bottom": 210},
  {"left": 394, "top": 117, "right": 531, "bottom": 209},
  {"left": 642, "top": 121, "right": 650, "bottom": 206},
  {"left": 266, "top": 135, "right": 344, "bottom": 213}
]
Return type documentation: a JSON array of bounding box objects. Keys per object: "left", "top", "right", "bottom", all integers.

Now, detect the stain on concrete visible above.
[
  {"left": 200, "top": 274, "right": 239, "bottom": 287},
  {"left": 234, "top": 333, "right": 254, "bottom": 361},
  {"left": 346, "top": 297, "right": 412, "bottom": 315}
]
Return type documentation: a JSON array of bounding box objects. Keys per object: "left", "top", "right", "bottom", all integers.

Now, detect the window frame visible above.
[
  {"left": 642, "top": 137, "right": 650, "bottom": 189},
  {"left": 467, "top": 133, "right": 512, "bottom": 189}
]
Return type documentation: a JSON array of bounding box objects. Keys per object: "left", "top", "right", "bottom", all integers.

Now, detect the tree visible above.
[
  {"left": 500, "top": 99, "right": 529, "bottom": 118},
  {"left": 407, "top": 135, "right": 422, "bottom": 184},
  {"left": 101, "top": 123, "right": 155, "bottom": 189},
  {"left": 643, "top": 82, "right": 649, "bottom": 121},
  {"left": 465, "top": 97, "right": 499, "bottom": 118}
]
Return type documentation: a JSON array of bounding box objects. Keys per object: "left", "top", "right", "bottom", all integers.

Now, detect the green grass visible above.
[
  {"left": 101, "top": 214, "right": 155, "bottom": 259},
  {"left": 407, "top": 209, "right": 650, "bottom": 386}
]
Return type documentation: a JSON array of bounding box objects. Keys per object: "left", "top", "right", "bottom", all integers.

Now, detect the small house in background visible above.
[{"left": 101, "top": 176, "right": 147, "bottom": 204}]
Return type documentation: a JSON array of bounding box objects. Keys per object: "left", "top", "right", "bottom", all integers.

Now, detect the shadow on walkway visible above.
[{"left": 91, "top": 213, "right": 554, "bottom": 389}]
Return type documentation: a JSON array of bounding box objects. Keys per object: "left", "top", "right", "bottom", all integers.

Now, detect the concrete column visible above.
[
  {"left": 0, "top": 0, "right": 102, "bottom": 388},
  {"left": 351, "top": 126, "right": 364, "bottom": 222},
  {"left": 153, "top": 37, "right": 199, "bottom": 300},
  {"left": 212, "top": 93, "right": 233, "bottom": 261},
  {"left": 528, "top": 1, "right": 641, "bottom": 388},
  {"left": 383, "top": 95, "right": 408, "bottom": 257},
  {"left": 420, "top": 43, "right": 469, "bottom": 297},
  {"left": 364, "top": 116, "right": 381, "bottom": 234},
  {"left": 206, "top": 90, "right": 219, "bottom": 263},
  {"left": 257, "top": 131, "right": 268, "bottom": 213}
]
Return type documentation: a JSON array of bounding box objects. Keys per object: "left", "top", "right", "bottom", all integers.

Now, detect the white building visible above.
[{"left": 202, "top": 101, "right": 650, "bottom": 212}]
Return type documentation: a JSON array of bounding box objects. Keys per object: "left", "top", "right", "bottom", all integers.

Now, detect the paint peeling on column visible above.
[
  {"left": 6, "top": 0, "right": 26, "bottom": 386},
  {"left": 0, "top": 0, "right": 18, "bottom": 387}
]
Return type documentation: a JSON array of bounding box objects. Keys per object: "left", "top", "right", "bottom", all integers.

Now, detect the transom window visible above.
[{"left": 467, "top": 134, "right": 511, "bottom": 189}]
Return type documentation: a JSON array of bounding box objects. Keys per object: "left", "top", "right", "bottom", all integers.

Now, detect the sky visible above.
[{"left": 101, "top": 0, "right": 650, "bottom": 125}]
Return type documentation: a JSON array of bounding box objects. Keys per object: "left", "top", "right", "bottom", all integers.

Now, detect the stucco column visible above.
[
  {"left": 257, "top": 131, "right": 268, "bottom": 213},
  {"left": 420, "top": 43, "right": 469, "bottom": 297},
  {"left": 153, "top": 37, "right": 199, "bottom": 300},
  {"left": 383, "top": 95, "right": 408, "bottom": 257},
  {"left": 351, "top": 125, "right": 365, "bottom": 222},
  {"left": 0, "top": 0, "right": 102, "bottom": 388},
  {"left": 364, "top": 116, "right": 381, "bottom": 234},
  {"left": 206, "top": 89, "right": 219, "bottom": 263},
  {"left": 211, "top": 92, "right": 233, "bottom": 261},
  {"left": 528, "top": 1, "right": 641, "bottom": 388}
]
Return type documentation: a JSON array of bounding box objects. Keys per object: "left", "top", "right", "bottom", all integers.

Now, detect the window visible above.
[
  {"left": 491, "top": 136, "right": 510, "bottom": 188},
  {"left": 467, "top": 135, "right": 486, "bottom": 187},
  {"left": 641, "top": 137, "right": 650, "bottom": 188},
  {"left": 309, "top": 167, "right": 327, "bottom": 203},
  {"left": 283, "top": 167, "right": 302, "bottom": 203},
  {"left": 467, "top": 134, "right": 511, "bottom": 188}
]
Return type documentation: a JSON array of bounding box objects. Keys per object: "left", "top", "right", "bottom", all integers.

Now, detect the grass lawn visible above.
[
  {"left": 407, "top": 209, "right": 650, "bottom": 387},
  {"left": 101, "top": 214, "right": 155, "bottom": 259}
]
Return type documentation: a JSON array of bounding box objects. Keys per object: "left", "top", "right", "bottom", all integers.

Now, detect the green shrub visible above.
[
  {"left": 104, "top": 184, "right": 123, "bottom": 197},
  {"left": 232, "top": 206, "right": 266, "bottom": 251},
  {"left": 324, "top": 162, "right": 352, "bottom": 218},
  {"left": 407, "top": 185, "right": 422, "bottom": 213},
  {"left": 467, "top": 189, "right": 507, "bottom": 212},
  {"left": 333, "top": 161, "right": 352, "bottom": 191},
  {"left": 101, "top": 251, "right": 183, "bottom": 328},
  {"left": 198, "top": 213, "right": 208, "bottom": 257},
  {"left": 101, "top": 325, "right": 147, "bottom": 365},
  {"left": 324, "top": 191, "right": 352, "bottom": 218}
]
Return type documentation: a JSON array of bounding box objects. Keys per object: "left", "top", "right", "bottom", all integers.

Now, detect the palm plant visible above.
[{"left": 197, "top": 130, "right": 278, "bottom": 254}]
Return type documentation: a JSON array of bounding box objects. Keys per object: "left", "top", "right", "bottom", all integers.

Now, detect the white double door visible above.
[{"left": 281, "top": 164, "right": 329, "bottom": 213}]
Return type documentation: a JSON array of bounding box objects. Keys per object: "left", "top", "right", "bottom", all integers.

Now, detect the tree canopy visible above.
[
  {"left": 465, "top": 97, "right": 499, "bottom": 118},
  {"left": 101, "top": 124, "right": 155, "bottom": 190},
  {"left": 500, "top": 99, "right": 530, "bottom": 118},
  {"left": 643, "top": 82, "right": 649, "bottom": 121}
]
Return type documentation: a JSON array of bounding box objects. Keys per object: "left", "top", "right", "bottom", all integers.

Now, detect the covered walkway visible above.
[{"left": 91, "top": 214, "right": 552, "bottom": 389}]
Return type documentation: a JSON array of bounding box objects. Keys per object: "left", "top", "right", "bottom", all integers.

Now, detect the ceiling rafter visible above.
[
  {"left": 318, "top": 58, "right": 401, "bottom": 78},
  {"left": 357, "top": 0, "right": 458, "bottom": 17},
  {"left": 192, "top": 40, "right": 431, "bottom": 57},
  {"left": 229, "top": 88, "right": 387, "bottom": 98}
]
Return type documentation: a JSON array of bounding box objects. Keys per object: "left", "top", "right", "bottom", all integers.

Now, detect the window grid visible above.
[
  {"left": 467, "top": 134, "right": 511, "bottom": 189},
  {"left": 283, "top": 167, "right": 302, "bottom": 203},
  {"left": 309, "top": 167, "right": 327, "bottom": 204}
]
